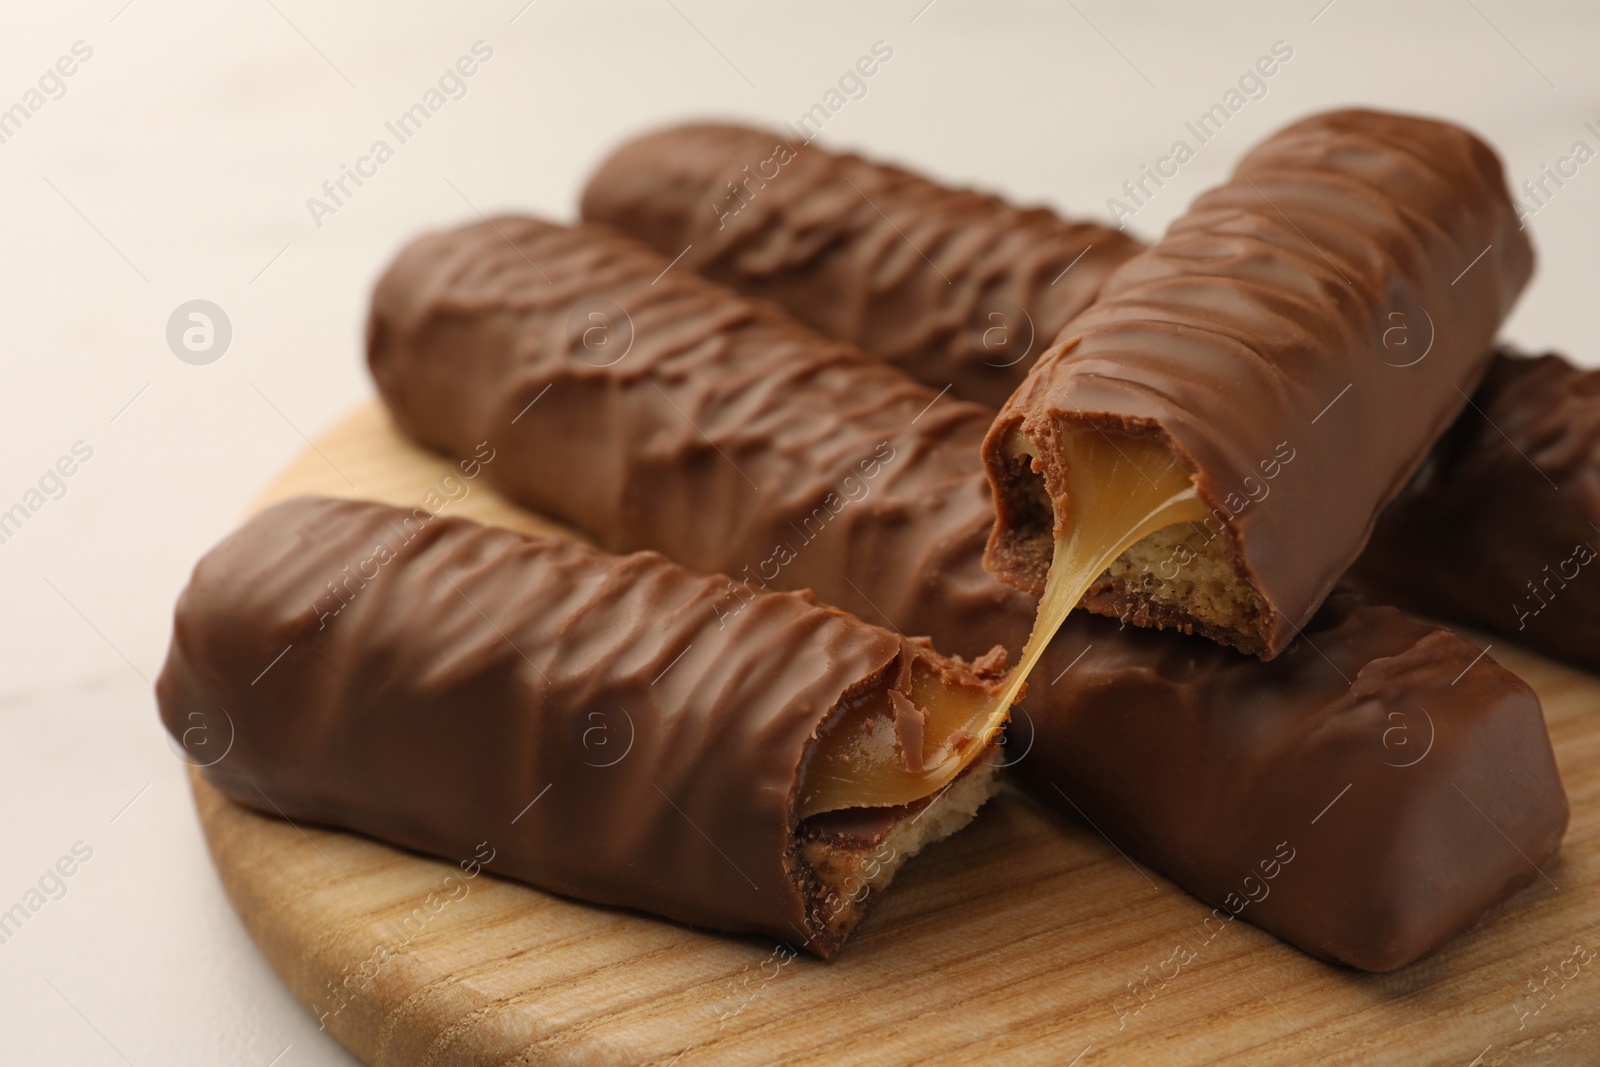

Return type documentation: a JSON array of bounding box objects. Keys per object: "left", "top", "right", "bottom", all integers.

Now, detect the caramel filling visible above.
[
  {"left": 797, "top": 426, "right": 1204, "bottom": 819},
  {"left": 799, "top": 657, "right": 993, "bottom": 818},
  {"left": 990, "top": 426, "right": 1207, "bottom": 713}
]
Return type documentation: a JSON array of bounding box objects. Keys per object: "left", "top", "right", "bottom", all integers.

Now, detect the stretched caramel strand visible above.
[
  {"left": 580, "top": 122, "right": 1143, "bottom": 409},
  {"left": 367, "top": 216, "right": 1566, "bottom": 969},
  {"left": 156, "top": 498, "right": 1004, "bottom": 957},
  {"left": 984, "top": 108, "right": 1534, "bottom": 658}
]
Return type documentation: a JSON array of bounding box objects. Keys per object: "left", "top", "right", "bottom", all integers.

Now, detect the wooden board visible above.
[{"left": 191, "top": 401, "right": 1600, "bottom": 1066}]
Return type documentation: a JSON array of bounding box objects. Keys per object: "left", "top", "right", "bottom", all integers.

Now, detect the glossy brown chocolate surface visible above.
[
  {"left": 1353, "top": 349, "right": 1600, "bottom": 669},
  {"left": 582, "top": 124, "right": 1592, "bottom": 677},
  {"left": 1020, "top": 591, "right": 1566, "bottom": 972},
  {"left": 155, "top": 497, "right": 994, "bottom": 957},
  {"left": 580, "top": 122, "right": 1143, "bottom": 409},
  {"left": 984, "top": 108, "right": 1535, "bottom": 657},
  {"left": 368, "top": 215, "right": 1034, "bottom": 662},
  {"left": 367, "top": 216, "right": 1567, "bottom": 969}
]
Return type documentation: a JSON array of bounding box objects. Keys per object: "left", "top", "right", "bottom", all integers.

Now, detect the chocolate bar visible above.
[
  {"left": 1022, "top": 591, "right": 1566, "bottom": 972},
  {"left": 367, "top": 215, "right": 1567, "bottom": 968},
  {"left": 982, "top": 109, "right": 1533, "bottom": 658},
  {"left": 580, "top": 122, "right": 1142, "bottom": 409},
  {"left": 156, "top": 497, "right": 1007, "bottom": 957},
  {"left": 1353, "top": 349, "right": 1600, "bottom": 669},
  {"left": 368, "top": 216, "right": 1033, "bottom": 664},
  {"left": 582, "top": 124, "right": 1595, "bottom": 675}
]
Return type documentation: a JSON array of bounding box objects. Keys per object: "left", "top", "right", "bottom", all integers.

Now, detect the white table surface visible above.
[{"left": 1, "top": 2, "right": 1595, "bottom": 1063}]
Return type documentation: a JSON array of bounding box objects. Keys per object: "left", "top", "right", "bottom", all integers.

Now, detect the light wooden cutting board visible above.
[{"left": 188, "top": 401, "right": 1599, "bottom": 1066}]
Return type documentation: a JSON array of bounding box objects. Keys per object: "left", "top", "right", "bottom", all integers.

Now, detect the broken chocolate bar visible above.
[
  {"left": 983, "top": 108, "right": 1534, "bottom": 658},
  {"left": 366, "top": 215, "right": 1567, "bottom": 969},
  {"left": 583, "top": 125, "right": 1592, "bottom": 675},
  {"left": 156, "top": 497, "right": 1006, "bottom": 957}
]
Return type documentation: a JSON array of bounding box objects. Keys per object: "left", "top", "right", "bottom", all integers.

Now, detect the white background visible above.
[{"left": 0, "top": 2, "right": 1594, "bottom": 1063}]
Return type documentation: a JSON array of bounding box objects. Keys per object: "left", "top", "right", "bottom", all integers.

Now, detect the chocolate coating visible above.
[
  {"left": 1021, "top": 591, "right": 1566, "bottom": 972},
  {"left": 579, "top": 122, "right": 1143, "bottom": 409},
  {"left": 1353, "top": 349, "right": 1600, "bottom": 669},
  {"left": 367, "top": 215, "right": 1567, "bottom": 968},
  {"left": 156, "top": 497, "right": 995, "bottom": 957},
  {"left": 984, "top": 108, "right": 1535, "bottom": 657},
  {"left": 582, "top": 123, "right": 1593, "bottom": 676},
  {"left": 368, "top": 215, "right": 1034, "bottom": 662}
]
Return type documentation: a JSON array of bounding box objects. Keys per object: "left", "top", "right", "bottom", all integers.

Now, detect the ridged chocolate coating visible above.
[
  {"left": 579, "top": 122, "right": 1143, "bottom": 409},
  {"left": 367, "top": 215, "right": 1567, "bottom": 969},
  {"left": 155, "top": 497, "right": 994, "bottom": 957},
  {"left": 1353, "top": 349, "right": 1600, "bottom": 669},
  {"left": 368, "top": 215, "right": 1034, "bottom": 662},
  {"left": 984, "top": 108, "right": 1535, "bottom": 657},
  {"left": 581, "top": 123, "right": 1592, "bottom": 677}
]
